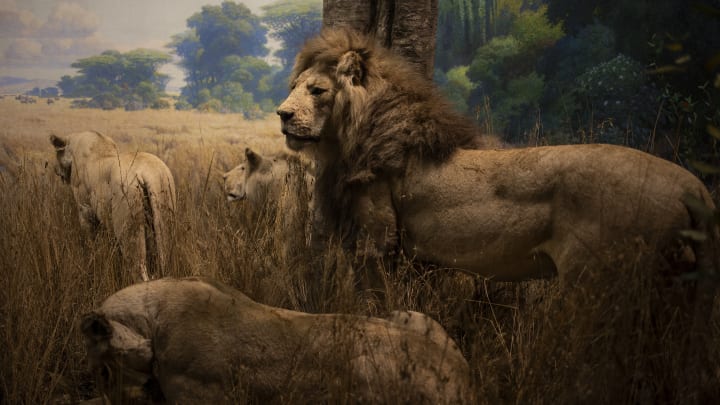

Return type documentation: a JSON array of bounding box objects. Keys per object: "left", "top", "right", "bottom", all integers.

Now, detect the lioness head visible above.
[
  {"left": 277, "top": 29, "right": 375, "bottom": 152},
  {"left": 222, "top": 147, "right": 285, "bottom": 204},
  {"left": 49, "top": 134, "right": 72, "bottom": 183},
  {"left": 80, "top": 311, "right": 154, "bottom": 389}
]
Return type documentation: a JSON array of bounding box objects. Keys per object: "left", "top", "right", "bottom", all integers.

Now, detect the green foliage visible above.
[
  {"left": 510, "top": 5, "right": 564, "bottom": 55},
  {"left": 187, "top": 1, "right": 268, "bottom": 63},
  {"left": 57, "top": 75, "right": 78, "bottom": 97},
  {"left": 468, "top": 36, "right": 521, "bottom": 93},
  {"left": 150, "top": 99, "right": 171, "bottom": 110},
  {"left": 262, "top": 0, "right": 322, "bottom": 106},
  {"left": 170, "top": 1, "right": 272, "bottom": 117},
  {"left": 59, "top": 49, "right": 170, "bottom": 110},
  {"left": 492, "top": 72, "right": 545, "bottom": 134},
  {"left": 435, "top": 0, "right": 486, "bottom": 70},
  {"left": 259, "top": 98, "right": 276, "bottom": 113},
  {"left": 211, "top": 82, "right": 252, "bottom": 114},
  {"left": 465, "top": 28, "right": 551, "bottom": 140},
  {"left": 262, "top": 0, "right": 322, "bottom": 66},
  {"left": 219, "top": 55, "right": 272, "bottom": 95},
  {"left": 440, "top": 66, "right": 476, "bottom": 113},
  {"left": 174, "top": 97, "right": 193, "bottom": 111},
  {"left": 577, "top": 54, "right": 646, "bottom": 103},
  {"left": 167, "top": 0, "right": 322, "bottom": 116},
  {"left": 572, "top": 54, "right": 662, "bottom": 145},
  {"left": 446, "top": 4, "right": 561, "bottom": 141}
]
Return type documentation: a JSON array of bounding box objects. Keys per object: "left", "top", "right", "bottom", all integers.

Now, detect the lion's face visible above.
[
  {"left": 222, "top": 148, "right": 283, "bottom": 204},
  {"left": 222, "top": 163, "right": 249, "bottom": 202},
  {"left": 277, "top": 67, "right": 337, "bottom": 151},
  {"left": 49, "top": 134, "right": 72, "bottom": 184}
]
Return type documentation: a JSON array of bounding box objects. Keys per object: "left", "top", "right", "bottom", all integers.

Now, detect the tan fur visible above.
[
  {"left": 277, "top": 28, "right": 719, "bottom": 282},
  {"left": 222, "top": 147, "right": 314, "bottom": 208},
  {"left": 223, "top": 148, "right": 315, "bottom": 264},
  {"left": 81, "top": 277, "right": 471, "bottom": 403},
  {"left": 50, "top": 131, "right": 176, "bottom": 281}
]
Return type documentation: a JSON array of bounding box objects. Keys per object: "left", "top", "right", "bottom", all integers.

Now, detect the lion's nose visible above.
[{"left": 277, "top": 109, "right": 294, "bottom": 122}]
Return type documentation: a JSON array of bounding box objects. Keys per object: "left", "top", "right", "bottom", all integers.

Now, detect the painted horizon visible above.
[{"left": 0, "top": 0, "right": 277, "bottom": 93}]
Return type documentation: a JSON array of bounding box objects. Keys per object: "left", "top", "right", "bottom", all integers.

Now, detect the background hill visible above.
[{"left": 0, "top": 77, "right": 58, "bottom": 96}]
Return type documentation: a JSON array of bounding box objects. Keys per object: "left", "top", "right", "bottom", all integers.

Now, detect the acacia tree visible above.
[
  {"left": 58, "top": 49, "right": 171, "bottom": 110},
  {"left": 322, "top": 0, "right": 438, "bottom": 79},
  {"left": 262, "top": 0, "right": 323, "bottom": 103},
  {"left": 263, "top": 0, "right": 323, "bottom": 67},
  {"left": 170, "top": 1, "right": 271, "bottom": 114}
]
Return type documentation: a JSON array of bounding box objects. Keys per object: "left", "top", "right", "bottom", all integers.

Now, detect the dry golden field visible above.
[{"left": 0, "top": 98, "right": 718, "bottom": 403}]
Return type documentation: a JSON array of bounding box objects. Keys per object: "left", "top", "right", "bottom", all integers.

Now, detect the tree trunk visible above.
[
  {"left": 484, "top": 0, "right": 495, "bottom": 43},
  {"left": 323, "top": 0, "right": 438, "bottom": 79}
]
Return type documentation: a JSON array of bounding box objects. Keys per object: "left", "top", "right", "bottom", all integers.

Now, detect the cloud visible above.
[
  {"left": 0, "top": 8, "right": 41, "bottom": 37},
  {"left": 4, "top": 39, "right": 43, "bottom": 61},
  {"left": 39, "top": 2, "right": 100, "bottom": 38},
  {"left": 2, "top": 35, "right": 110, "bottom": 68},
  {"left": 0, "top": 2, "right": 107, "bottom": 69}
]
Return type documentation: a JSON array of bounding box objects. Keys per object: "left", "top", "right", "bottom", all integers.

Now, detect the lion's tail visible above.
[{"left": 140, "top": 172, "right": 176, "bottom": 279}]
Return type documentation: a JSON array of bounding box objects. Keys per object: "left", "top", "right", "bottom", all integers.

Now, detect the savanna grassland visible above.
[{"left": 1, "top": 99, "right": 718, "bottom": 404}]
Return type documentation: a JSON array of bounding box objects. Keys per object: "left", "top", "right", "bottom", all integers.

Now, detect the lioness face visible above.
[
  {"left": 222, "top": 148, "right": 275, "bottom": 204},
  {"left": 277, "top": 67, "right": 336, "bottom": 151},
  {"left": 49, "top": 134, "right": 72, "bottom": 184},
  {"left": 222, "top": 164, "right": 248, "bottom": 202}
]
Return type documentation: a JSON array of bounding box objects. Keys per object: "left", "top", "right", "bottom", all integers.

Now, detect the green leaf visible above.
[
  {"left": 679, "top": 229, "right": 708, "bottom": 242},
  {"left": 689, "top": 160, "right": 720, "bottom": 174},
  {"left": 707, "top": 124, "right": 720, "bottom": 141}
]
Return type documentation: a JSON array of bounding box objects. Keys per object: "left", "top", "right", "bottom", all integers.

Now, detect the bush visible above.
[
  {"left": 174, "top": 97, "right": 193, "bottom": 111},
  {"left": 575, "top": 54, "right": 660, "bottom": 145},
  {"left": 151, "top": 99, "right": 171, "bottom": 110},
  {"left": 441, "top": 66, "right": 476, "bottom": 114},
  {"left": 91, "top": 93, "right": 123, "bottom": 110}
]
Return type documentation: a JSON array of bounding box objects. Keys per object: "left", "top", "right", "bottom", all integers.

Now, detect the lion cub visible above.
[{"left": 81, "top": 277, "right": 471, "bottom": 403}]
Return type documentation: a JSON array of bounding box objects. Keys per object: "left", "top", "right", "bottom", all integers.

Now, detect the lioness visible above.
[
  {"left": 50, "top": 131, "right": 176, "bottom": 281},
  {"left": 222, "top": 147, "right": 314, "bottom": 207},
  {"left": 81, "top": 277, "right": 470, "bottom": 403},
  {"left": 276, "top": 28, "right": 719, "bottom": 283}
]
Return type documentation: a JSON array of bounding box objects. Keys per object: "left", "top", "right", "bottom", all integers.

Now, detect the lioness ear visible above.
[
  {"left": 245, "top": 147, "right": 262, "bottom": 171},
  {"left": 81, "top": 311, "right": 113, "bottom": 343},
  {"left": 336, "top": 50, "right": 365, "bottom": 87},
  {"left": 50, "top": 134, "right": 67, "bottom": 150}
]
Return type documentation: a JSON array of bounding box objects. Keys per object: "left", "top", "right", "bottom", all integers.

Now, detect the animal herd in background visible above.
[{"left": 48, "top": 28, "right": 719, "bottom": 403}]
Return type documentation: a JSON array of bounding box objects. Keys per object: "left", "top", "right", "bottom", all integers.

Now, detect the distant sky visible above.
[{"left": 0, "top": 0, "right": 277, "bottom": 92}]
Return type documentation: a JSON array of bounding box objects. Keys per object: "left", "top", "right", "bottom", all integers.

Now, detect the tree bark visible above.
[{"left": 323, "top": 0, "right": 438, "bottom": 79}]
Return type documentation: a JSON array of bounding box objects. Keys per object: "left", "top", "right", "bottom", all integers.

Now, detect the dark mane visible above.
[
  {"left": 292, "top": 28, "right": 478, "bottom": 185},
  {"left": 293, "top": 28, "right": 480, "bottom": 243}
]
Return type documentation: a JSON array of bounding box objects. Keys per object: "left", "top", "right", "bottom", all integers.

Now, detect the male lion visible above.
[
  {"left": 81, "top": 277, "right": 471, "bottom": 403},
  {"left": 50, "top": 131, "right": 176, "bottom": 281},
  {"left": 276, "top": 28, "right": 719, "bottom": 285}
]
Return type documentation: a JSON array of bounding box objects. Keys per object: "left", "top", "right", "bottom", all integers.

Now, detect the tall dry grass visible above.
[{"left": 0, "top": 99, "right": 718, "bottom": 404}]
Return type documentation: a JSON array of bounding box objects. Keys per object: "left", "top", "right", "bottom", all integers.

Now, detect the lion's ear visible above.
[
  {"left": 336, "top": 50, "right": 365, "bottom": 87},
  {"left": 50, "top": 134, "right": 67, "bottom": 150},
  {"left": 245, "top": 147, "right": 262, "bottom": 171},
  {"left": 81, "top": 311, "right": 113, "bottom": 343}
]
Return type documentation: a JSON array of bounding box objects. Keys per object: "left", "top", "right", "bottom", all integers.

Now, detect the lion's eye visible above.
[{"left": 310, "top": 87, "right": 327, "bottom": 96}]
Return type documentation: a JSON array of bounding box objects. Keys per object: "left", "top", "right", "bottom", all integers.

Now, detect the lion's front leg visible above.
[{"left": 352, "top": 181, "right": 399, "bottom": 295}]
